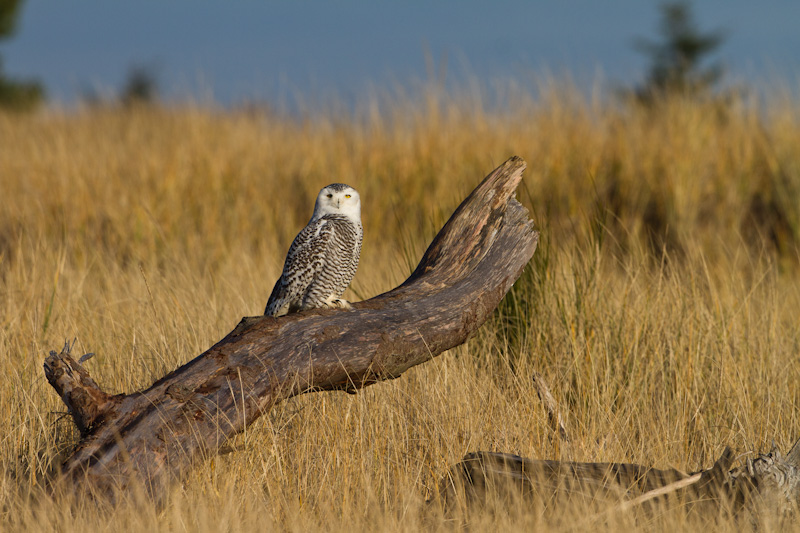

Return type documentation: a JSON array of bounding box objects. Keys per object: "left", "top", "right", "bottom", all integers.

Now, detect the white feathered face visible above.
[{"left": 312, "top": 183, "right": 361, "bottom": 220}]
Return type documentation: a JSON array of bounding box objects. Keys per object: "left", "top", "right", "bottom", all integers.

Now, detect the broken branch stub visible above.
[
  {"left": 43, "top": 341, "right": 121, "bottom": 436},
  {"left": 44, "top": 156, "right": 539, "bottom": 503}
]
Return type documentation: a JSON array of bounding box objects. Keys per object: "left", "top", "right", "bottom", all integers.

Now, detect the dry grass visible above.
[{"left": 1, "top": 81, "right": 800, "bottom": 530}]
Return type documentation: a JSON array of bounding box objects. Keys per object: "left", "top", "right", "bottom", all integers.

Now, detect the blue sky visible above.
[{"left": 2, "top": 1, "right": 799, "bottom": 106}]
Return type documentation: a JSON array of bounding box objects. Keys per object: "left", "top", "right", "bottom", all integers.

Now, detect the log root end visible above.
[{"left": 44, "top": 341, "right": 119, "bottom": 436}]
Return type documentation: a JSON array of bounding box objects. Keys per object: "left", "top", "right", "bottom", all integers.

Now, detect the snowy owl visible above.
[{"left": 264, "top": 183, "right": 363, "bottom": 316}]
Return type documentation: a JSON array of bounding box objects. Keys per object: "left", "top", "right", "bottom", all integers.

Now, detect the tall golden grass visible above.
[{"left": 1, "top": 80, "right": 800, "bottom": 530}]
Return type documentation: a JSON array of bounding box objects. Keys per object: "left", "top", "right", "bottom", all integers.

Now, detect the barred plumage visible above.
[{"left": 265, "top": 184, "right": 363, "bottom": 316}]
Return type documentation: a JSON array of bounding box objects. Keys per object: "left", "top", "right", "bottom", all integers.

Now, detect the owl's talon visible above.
[{"left": 329, "top": 298, "right": 352, "bottom": 310}]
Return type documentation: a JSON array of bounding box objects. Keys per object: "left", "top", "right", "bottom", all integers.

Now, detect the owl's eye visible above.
[
  {"left": 327, "top": 194, "right": 333, "bottom": 198},
  {"left": 345, "top": 194, "right": 351, "bottom": 198}
]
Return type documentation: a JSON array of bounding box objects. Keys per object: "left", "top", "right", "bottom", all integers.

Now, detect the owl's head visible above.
[{"left": 312, "top": 183, "right": 361, "bottom": 221}]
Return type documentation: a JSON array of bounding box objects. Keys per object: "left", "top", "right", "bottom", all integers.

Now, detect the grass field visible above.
[{"left": 1, "top": 81, "right": 800, "bottom": 530}]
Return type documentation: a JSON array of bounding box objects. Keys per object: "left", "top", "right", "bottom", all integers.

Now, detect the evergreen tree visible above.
[
  {"left": 0, "top": 0, "right": 44, "bottom": 111},
  {"left": 633, "top": 1, "right": 725, "bottom": 101}
]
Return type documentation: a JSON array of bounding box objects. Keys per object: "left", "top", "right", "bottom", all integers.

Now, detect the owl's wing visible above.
[{"left": 264, "top": 218, "right": 334, "bottom": 316}]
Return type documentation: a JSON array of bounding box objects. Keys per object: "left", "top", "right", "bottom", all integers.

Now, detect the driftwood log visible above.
[
  {"left": 438, "top": 439, "right": 800, "bottom": 523},
  {"left": 44, "top": 156, "right": 538, "bottom": 503}
]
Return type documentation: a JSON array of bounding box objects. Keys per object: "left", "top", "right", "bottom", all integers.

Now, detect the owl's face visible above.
[{"left": 312, "top": 183, "right": 361, "bottom": 221}]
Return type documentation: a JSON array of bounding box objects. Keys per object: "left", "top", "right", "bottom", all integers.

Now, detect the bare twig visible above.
[
  {"left": 616, "top": 472, "right": 702, "bottom": 512},
  {"left": 531, "top": 371, "right": 570, "bottom": 446}
]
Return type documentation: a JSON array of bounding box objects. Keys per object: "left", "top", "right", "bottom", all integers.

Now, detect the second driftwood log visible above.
[{"left": 438, "top": 439, "right": 800, "bottom": 523}]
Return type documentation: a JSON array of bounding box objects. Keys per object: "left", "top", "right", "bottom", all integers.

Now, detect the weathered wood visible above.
[
  {"left": 44, "top": 341, "right": 122, "bottom": 436},
  {"left": 531, "top": 372, "right": 570, "bottom": 448},
  {"left": 45, "top": 156, "right": 538, "bottom": 503},
  {"left": 437, "top": 439, "right": 800, "bottom": 523},
  {"left": 438, "top": 450, "right": 701, "bottom": 511}
]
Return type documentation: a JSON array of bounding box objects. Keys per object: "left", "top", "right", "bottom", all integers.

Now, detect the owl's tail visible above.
[{"left": 264, "top": 279, "right": 288, "bottom": 316}]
